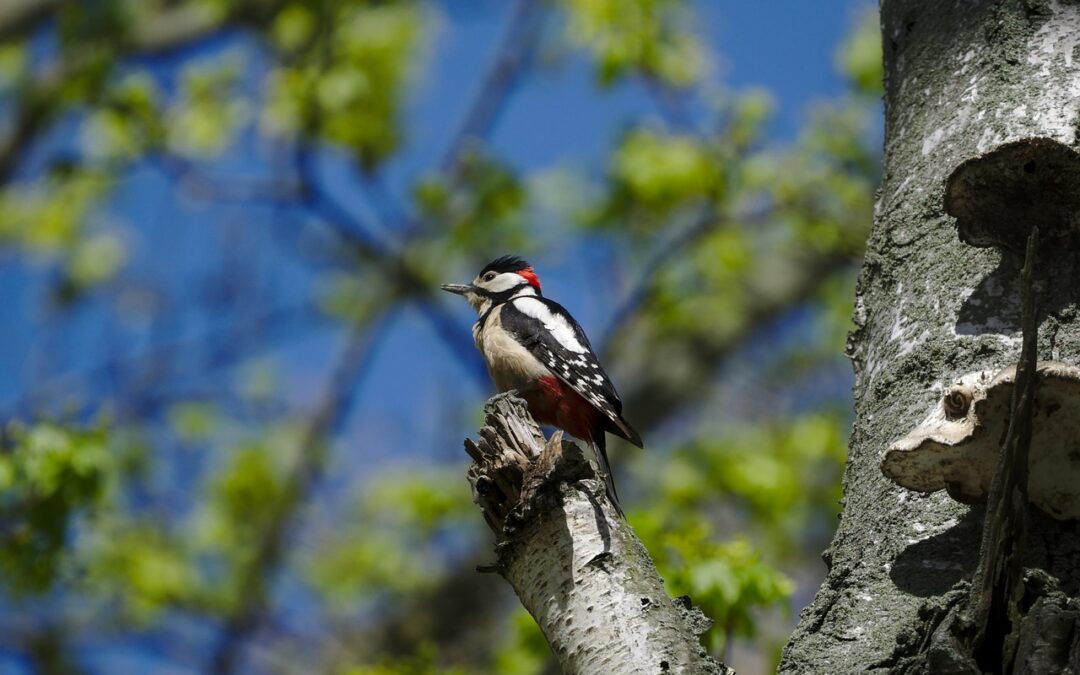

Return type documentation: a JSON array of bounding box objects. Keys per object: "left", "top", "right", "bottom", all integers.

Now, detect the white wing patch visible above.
[
  {"left": 565, "top": 354, "right": 603, "bottom": 384},
  {"left": 511, "top": 297, "right": 588, "bottom": 353}
]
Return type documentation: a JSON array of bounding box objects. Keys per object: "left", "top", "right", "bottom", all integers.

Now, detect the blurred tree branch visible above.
[
  {"left": 2, "top": 0, "right": 546, "bottom": 402},
  {"left": 619, "top": 251, "right": 852, "bottom": 431},
  {"left": 439, "top": 0, "right": 544, "bottom": 176},
  {"left": 0, "top": 0, "right": 60, "bottom": 42}
]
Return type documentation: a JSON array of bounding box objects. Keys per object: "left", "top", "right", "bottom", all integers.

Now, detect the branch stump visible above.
[{"left": 464, "top": 393, "right": 732, "bottom": 675}]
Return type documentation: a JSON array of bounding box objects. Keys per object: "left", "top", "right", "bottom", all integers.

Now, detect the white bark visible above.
[
  {"left": 781, "top": 1, "right": 1080, "bottom": 673},
  {"left": 465, "top": 394, "right": 731, "bottom": 675}
]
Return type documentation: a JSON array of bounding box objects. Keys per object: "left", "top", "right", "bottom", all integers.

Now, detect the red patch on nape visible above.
[{"left": 516, "top": 267, "right": 541, "bottom": 291}]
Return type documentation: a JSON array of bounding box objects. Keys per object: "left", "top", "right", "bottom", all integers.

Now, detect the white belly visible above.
[{"left": 476, "top": 306, "right": 549, "bottom": 392}]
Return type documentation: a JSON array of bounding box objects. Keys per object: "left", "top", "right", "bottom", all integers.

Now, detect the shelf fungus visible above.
[
  {"left": 945, "top": 138, "right": 1080, "bottom": 254},
  {"left": 882, "top": 361, "right": 1080, "bottom": 520}
]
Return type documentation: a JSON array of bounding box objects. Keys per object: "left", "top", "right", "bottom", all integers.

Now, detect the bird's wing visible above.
[{"left": 502, "top": 296, "right": 642, "bottom": 447}]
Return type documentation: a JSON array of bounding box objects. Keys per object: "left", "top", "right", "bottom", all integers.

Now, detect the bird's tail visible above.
[{"left": 593, "top": 433, "right": 624, "bottom": 517}]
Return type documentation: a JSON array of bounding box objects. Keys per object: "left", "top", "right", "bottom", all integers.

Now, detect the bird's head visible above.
[{"left": 441, "top": 255, "right": 542, "bottom": 314}]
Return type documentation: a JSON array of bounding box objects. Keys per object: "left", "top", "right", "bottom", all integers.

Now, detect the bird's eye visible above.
[{"left": 483, "top": 272, "right": 496, "bottom": 282}]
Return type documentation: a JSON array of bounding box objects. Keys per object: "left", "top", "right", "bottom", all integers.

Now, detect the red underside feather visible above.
[{"left": 524, "top": 375, "right": 599, "bottom": 443}]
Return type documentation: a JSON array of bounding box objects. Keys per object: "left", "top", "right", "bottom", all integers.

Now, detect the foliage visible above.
[
  {"left": 635, "top": 514, "right": 793, "bottom": 654},
  {"left": 489, "top": 608, "right": 551, "bottom": 675},
  {"left": 414, "top": 150, "right": 531, "bottom": 254},
  {"left": 0, "top": 1, "right": 882, "bottom": 673},
  {"left": 305, "top": 467, "right": 479, "bottom": 610},
  {"left": 560, "top": 0, "right": 710, "bottom": 86},
  {"left": 836, "top": 5, "right": 885, "bottom": 97},
  {"left": 263, "top": 1, "right": 424, "bottom": 170},
  {"left": 0, "top": 422, "right": 117, "bottom": 593}
]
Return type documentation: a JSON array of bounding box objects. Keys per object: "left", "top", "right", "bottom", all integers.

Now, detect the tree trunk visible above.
[
  {"left": 465, "top": 394, "right": 732, "bottom": 675},
  {"left": 781, "top": 1, "right": 1080, "bottom": 673}
]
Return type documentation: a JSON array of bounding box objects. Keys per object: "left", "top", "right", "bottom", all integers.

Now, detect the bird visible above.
[{"left": 441, "top": 255, "right": 642, "bottom": 515}]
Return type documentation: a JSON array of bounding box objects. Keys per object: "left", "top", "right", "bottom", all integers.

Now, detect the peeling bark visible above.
[
  {"left": 465, "top": 394, "right": 732, "bottom": 675},
  {"left": 781, "top": 1, "right": 1080, "bottom": 673}
]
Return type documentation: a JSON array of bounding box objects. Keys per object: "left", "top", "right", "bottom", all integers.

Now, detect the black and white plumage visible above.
[
  {"left": 441, "top": 255, "right": 642, "bottom": 514},
  {"left": 500, "top": 295, "right": 641, "bottom": 444}
]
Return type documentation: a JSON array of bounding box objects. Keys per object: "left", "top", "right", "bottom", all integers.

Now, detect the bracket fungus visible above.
[
  {"left": 882, "top": 361, "right": 1080, "bottom": 520},
  {"left": 944, "top": 138, "right": 1080, "bottom": 253}
]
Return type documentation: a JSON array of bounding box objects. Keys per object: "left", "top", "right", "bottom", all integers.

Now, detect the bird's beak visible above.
[{"left": 440, "top": 283, "right": 474, "bottom": 296}]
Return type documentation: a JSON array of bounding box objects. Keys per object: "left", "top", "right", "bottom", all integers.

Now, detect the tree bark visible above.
[
  {"left": 781, "top": 1, "right": 1080, "bottom": 673},
  {"left": 465, "top": 394, "right": 732, "bottom": 675}
]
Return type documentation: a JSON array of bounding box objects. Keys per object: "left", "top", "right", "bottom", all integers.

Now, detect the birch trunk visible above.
[
  {"left": 465, "top": 394, "right": 732, "bottom": 675},
  {"left": 781, "top": 1, "right": 1080, "bottom": 672}
]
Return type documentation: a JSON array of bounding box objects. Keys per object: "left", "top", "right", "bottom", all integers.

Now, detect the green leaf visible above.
[
  {"left": 0, "top": 421, "right": 114, "bottom": 593},
  {"left": 167, "top": 52, "right": 250, "bottom": 157},
  {"left": 560, "top": 0, "right": 710, "bottom": 87},
  {"left": 262, "top": 2, "right": 423, "bottom": 170}
]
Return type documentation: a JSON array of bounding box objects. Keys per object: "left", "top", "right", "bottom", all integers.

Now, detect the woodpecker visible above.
[{"left": 441, "top": 255, "right": 642, "bottom": 514}]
